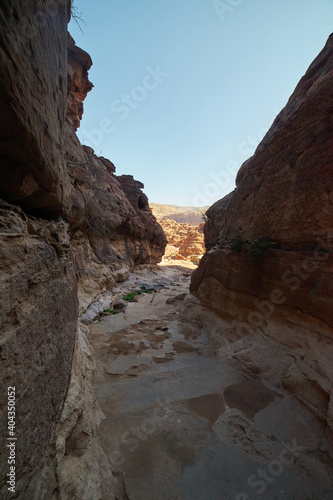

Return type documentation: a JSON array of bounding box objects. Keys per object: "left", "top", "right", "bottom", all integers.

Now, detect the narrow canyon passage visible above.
[{"left": 88, "top": 266, "right": 333, "bottom": 500}]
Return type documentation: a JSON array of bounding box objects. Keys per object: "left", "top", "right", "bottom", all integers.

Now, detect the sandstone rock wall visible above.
[
  {"left": 117, "top": 175, "right": 167, "bottom": 264},
  {"left": 0, "top": 2, "right": 77, "bottom": 497},
  {"left": 24, "top": 326, "right": 120, "bottom": 500},
  {"left": 0, "top": 0, "right": 71, "bottom": 216},
  {"left": 0, "top": 202, "right": 78, "bottom": 498},
  {"left": 65, "top": 38, "right": 166, "bottom": 310},
  {"left": 191, "top": 35, "right": 333, "bottom": 445},
  {"left": 0, "top": 1, "right": 166, "bottom": 498},
  {"left": 158, "top": 217, "right": 205, "bottom": 261}
]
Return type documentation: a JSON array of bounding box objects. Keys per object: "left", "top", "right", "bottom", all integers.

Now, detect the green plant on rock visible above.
[
  {"left": 123, "top": 292, "right": 140, "bottom": 301},
  {"left": 230, "top": 235, "right": 243, "bottom": 253},
  {"left": 123, "top": 289, "right": 153, "bottom": 302},
  {"left": 246, "top": 236, "right": 272, "bottom": 260},
  {"left": 103, "top": 308, "right": 120, "bottom": 315}
]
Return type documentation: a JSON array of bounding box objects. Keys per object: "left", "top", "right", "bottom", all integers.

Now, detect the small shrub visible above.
[
  {"left": 246, "top": 236, "right": 272, "bottom": 260},
  {"left": 103, "top": 308, "right": 120, "bottom": 315},
  {"left": 123, "top": 292, "right": 140, "bottom": 302},
  {"left": 230, "top": 235, "right": 243, "bottom": 253},
  {"left": 123, "top": 289, "right": 154, "bottom": 301}
]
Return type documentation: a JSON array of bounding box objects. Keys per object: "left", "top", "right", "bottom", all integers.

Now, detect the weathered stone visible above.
[
  {"left": 191, "top": 255, "right": 202, "bottom": 265},
  {"left": 0, "top": 2, "right": 167, "bottom": 498},
  {"left": 113, "top": 300, "right": 127, "bottom": 311},
  {"left": 0, "top": 0, "right": 71, "bottom": 216},
  {"left": 24, "top": 326, "right": 120, "bottom": 500},
  {"left": 175, "top": 292, "right": 187, "bottom": 301},
  {"left": 191, "top": 35, "right": 333, "bottom": 444},
  {"left": 64, "top": 37, "right": 166, "bottom": 310},
  {"left": 158, "top": 217, "right": 205, "bottom": 261},
  {"left": 65, "top": 41, "right": 166, "bottom": 308},
  {"left": 114, "top": 267, "right": 130, "bottom": 282},
  {"left": 117, "top": 175, "right": 167, "bottom": 264},
  {"left": 0, "top": 201, "right": 78, "bottom": 498},
  {"left": 106, "top": 355, "right": 152, "bottom": 375}
]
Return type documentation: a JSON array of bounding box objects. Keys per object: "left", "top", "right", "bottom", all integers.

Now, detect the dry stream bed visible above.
[{"left": 86, "top": 265, "right": 333, "bottom": 500}]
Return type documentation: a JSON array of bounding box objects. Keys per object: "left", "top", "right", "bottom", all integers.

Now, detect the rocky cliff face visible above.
[
  {"left": 191, "top": 35, "right": 333, "bottom": 445},
  {"left": 0, "top": 201, "right": 78, "bottom": 498},
  {"left": 158, "top": 217, "right": 205, "bottom": 261},
  {"left": 66, "top": 38, "right": 166, "bottom": 311},
  {"left": 0, "top": 0, "right": 71, "bottom": 217},
  {"left": 0, "top": 1, "right": 165, "bottom": 498},
  {"left": 117, "top": 175, "right": 167, "bottom": 264}
]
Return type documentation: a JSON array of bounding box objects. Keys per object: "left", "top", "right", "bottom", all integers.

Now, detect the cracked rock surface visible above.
[{"left": 89, "top": 265, "right": 333, "bottom": 500}]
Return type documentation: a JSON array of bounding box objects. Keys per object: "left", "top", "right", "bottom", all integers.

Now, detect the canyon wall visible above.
[
  {"left": 191, "top": 35, "right": 333, "bottom": 444},
  {"left": 66, "top": 35, "right": 166, "bottom": 311},
  {"left": 158, "top": 217, "right": 205, "bottom": 262},
  {"left": 0, "top": 1, "right": 165, "bottom": 498}
]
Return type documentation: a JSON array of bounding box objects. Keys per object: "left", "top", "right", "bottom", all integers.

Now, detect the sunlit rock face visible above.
[
  {"left": 157, "top": 217, "right": 205, "bottom": 261},
  {"left": 191, "top": 35, "right": 333, "bottom": 444}
]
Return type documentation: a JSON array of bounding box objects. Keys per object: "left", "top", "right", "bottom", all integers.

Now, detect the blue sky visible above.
[{"left": 69, "top": 0, "right": 333, "bottom": 207}]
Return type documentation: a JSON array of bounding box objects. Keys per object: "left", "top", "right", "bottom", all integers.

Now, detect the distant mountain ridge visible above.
[{"left": 150, "top": 203, "right": 209, "bottom": 226}]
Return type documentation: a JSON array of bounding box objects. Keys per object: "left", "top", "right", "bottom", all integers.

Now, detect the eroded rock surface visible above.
[
  {"left": 0, "top": 2, "right": 166, "bottom": 498},
  {"left": 117, "top": 175, "right": 167, "bottom": 264},
  {"left": 90, "top": 266, "right": 333, "bottom": 499},
  {"left": 191, "top": 35, "right": 333, "bottom": 443},
  {"left": 158, "top": 217, "right": 205, "bottom": 263},
  {"left": 0, "top": 0, "right": 71, "bottom": 216},
  {"left": 66, "top": 41, "right": 166, "bottom": 310},
  {"left": 0, "top": 200, "right": 78, "bottom": 498}
]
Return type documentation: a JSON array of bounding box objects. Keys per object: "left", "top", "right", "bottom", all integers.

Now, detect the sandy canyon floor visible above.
[{"left": 87, "top": 265, "right": 333, "bottom": 500}]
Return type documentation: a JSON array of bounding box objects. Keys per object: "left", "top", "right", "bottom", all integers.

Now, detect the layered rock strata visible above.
[
  {"left": 66, "top": 41, "right": 166, "bottom": 310},
  {"left": 0, "top": 0, "right": 71, "bottom": 216},
  {"left": 0, "top": 1, "right": 165, "bottom": 498},
  {"left": 191, "top": 35, "right": 333, "bottom": 445},
  {"left": 158, "top": 217, "right": 205, "bottom": 261},
  {"left": 117, "top": 175, "right": 167, "bottom": 264},
  {"left": 0, "top": 201, "right": 78, "bottom": 498}
]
